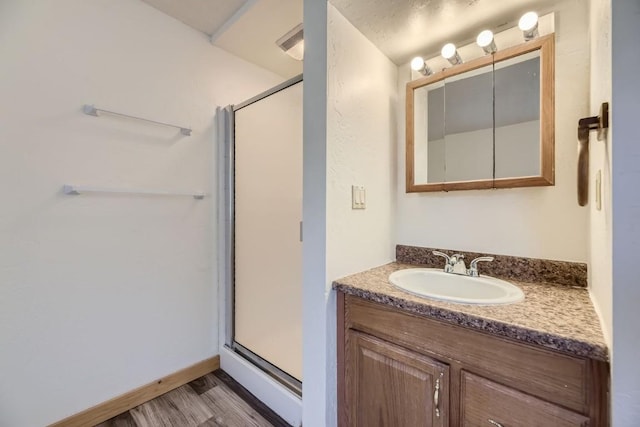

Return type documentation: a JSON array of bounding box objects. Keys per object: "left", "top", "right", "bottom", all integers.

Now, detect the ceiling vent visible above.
[{"left": 276, "top": 23, "right": 304, "bottom": 61}]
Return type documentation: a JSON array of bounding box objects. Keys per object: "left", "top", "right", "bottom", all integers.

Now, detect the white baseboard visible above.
[{"left": 220, "top": 346, "right": 302, "bottom": 427}]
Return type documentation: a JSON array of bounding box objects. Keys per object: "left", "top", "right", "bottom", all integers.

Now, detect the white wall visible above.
[
  {"left": 396, "top": 0, "right": 590, "bottom": 262},
  {"left": 610, "top": 0, "right": 640, "bottom": 424},
  {"left": 0, "top": 1, "right": 281, "bottom": 426},
  {"left": 302, "top": 3, "right": 398, "bottom": 426},
  {"left": 301, "top": 0, "right": 329, "bottom": 424},
  {"left": 588, "top": 0, "right": 612, "bottom": 349},
  {"left": 326, "top": 5, "right": 398, "bottom": 279}
]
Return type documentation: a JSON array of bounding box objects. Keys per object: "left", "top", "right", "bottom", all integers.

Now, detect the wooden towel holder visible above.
[{"left": 577, "top": 102, "right": 609, "bottom": 206}]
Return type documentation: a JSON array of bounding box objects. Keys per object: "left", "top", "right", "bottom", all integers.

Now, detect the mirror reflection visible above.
[
  {"left": 413, "top": 81, "right": 443, "bottom": 184},
  {"left": 494, "top": 51, "right": 540, "bottom": 178},
  {"left": 442, "top": 64, "right": 494, "bottom": 183}
]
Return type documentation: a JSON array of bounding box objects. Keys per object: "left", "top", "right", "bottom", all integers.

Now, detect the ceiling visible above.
[
  {"left": 141, "top": 0, "right": 248, "bottom": 35},
  {"left": 213, "top": 0, "right": 303, "bottom": 79},
  {"left": 141, "top": 0, "right": 303, "bottom": 79},
  {"left": 141, "top": 0, "right": 557, "bottom": 77},
  {"left": 329, "top": 0, "right": 558, "bottom": 65}
]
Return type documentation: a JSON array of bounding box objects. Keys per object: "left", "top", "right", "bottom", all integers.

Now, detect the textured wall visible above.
[
  {"left": 0, "top": 1, "right": 281, "bottom": 425},
  {"left": 301, "top": 4, "right": 398, "bottom": 426},
  {"left": 326, "top": 5, "right": 398, "bottom": 280},
  {"left": 325, "top": 3, "right": 398, "bottom": 424},
  {"left": 396, "top": 0, "right": 590, "bottom": 262}
]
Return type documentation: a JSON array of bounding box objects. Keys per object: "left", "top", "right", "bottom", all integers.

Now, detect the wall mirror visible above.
[{"left": 406, "top": 34, "right": 554, "bottom": 192}]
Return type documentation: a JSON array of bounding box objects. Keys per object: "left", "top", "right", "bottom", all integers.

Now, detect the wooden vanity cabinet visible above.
[{"left": 337, "top": 293, "right": 609, "bottom": 427}]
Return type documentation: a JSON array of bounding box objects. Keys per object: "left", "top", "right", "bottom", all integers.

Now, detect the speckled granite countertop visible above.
[{"left": 333, "top": 262, "right": 608, "bottom": 362}]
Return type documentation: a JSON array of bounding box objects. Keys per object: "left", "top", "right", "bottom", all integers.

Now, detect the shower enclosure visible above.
[{"left": 219, "top": 75, "right": 303, "bottom": 399}]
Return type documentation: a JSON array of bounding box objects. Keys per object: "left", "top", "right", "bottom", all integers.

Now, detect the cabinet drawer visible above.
[{"left": 460, "top": 371, "right": 589, "bottom": 427}]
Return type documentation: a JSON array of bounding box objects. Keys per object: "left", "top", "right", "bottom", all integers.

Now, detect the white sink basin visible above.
[{"left": 388, "top": 268, "right": 524, "bottom": 305}]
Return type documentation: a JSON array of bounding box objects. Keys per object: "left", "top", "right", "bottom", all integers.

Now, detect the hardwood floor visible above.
[{"left": 95, "top": 370, "right": 291, "bottom": 427}]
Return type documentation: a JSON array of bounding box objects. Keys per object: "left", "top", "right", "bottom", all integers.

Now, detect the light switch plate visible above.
[{"left": 352, "top": 185, "right": 366, "bottom": 209}]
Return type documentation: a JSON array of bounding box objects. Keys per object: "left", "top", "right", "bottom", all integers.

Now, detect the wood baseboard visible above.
[{"left": 49, "top": 355, "right": 220, "bottom": 427}]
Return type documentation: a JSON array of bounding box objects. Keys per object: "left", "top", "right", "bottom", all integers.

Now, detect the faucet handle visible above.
[
  {"left": 432, "top": 251, "right": 454, "bottom": 273},
  {"left": 468, "top": 256, "right": 494, "bottom": 276},
  {"left": 432, "top": 251, "right": 450, "bottom": 262}
]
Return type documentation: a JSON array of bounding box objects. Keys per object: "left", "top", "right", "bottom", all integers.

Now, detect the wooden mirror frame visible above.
[{"left": 406, "top": 34, "right": 555, "bottom": 192}]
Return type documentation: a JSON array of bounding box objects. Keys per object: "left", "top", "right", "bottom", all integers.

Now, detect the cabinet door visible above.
[
  {"left": 346, "top": 331, "right": 449, "bottom": 427},
  {"left": 460, "top": 371, "right": 590, "bottom": 427}
]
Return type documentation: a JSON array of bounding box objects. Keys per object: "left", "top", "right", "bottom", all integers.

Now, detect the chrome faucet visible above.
[{"left": 433, "top": 251, "right": 494, "bottom": 277}]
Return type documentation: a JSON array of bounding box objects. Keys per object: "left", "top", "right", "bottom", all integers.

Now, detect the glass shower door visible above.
[{"left": 232, "top": 78, "right": 303, "bottom": 390}]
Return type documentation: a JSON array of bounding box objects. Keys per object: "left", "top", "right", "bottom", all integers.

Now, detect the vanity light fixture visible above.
[
  {"left": 410, "top": 56, "right": 432, "bottom": 76},
  {"left": 441, "top": 43, "right": 462, "bottom": 65},
  {"left": 476, "top": 30, "right": 497, "bottom": 54},
  {"left": 518, "top": 11, "right": 539, "bottom": 41}
]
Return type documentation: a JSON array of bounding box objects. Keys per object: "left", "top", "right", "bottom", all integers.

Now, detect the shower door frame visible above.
[{"left": 220, "top": 74, "right": 303, "bottom": 397}]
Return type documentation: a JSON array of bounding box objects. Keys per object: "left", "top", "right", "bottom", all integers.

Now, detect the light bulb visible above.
[
  {"left": 410, "top": 56, "right": 432, "bottom": 76},
  {"left": 476, "top": 30, "right": 497, "bottom": 54},
  {"left": 518, "top": 12, "right": 538, "bottom": 31},
  {"left": 518, "top": 11, "right": 539, "bottom": 40},
  {"left": 476, "top": 30, "right": 493, "bottom": 48},
  {"left": 441, "top": 43, "right": 456, "bottom": 59},
  {"left": 411, "top": 56, "right": 425, "bottom": 71},
  {"left": 441, "top": 43, "right": 462, "bottom": 65}
]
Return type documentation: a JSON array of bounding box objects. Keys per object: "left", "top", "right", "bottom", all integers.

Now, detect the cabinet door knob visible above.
[{"left": 488, "top": 419, "right": 504, "bottom": 427}]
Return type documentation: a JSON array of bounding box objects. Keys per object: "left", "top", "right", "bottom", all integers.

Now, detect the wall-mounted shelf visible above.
[
  {"left": 63, "top": 185, "right": 205, "bottom": 200},
  {"left": 83, "top": 104, "right": 192, "bottom": 136}
]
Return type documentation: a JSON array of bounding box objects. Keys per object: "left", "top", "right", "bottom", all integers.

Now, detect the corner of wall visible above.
[
  {"left": 302, "top": 0, "right": 330, "bottom": 425},
  {"left": 587, "top": 0, "right": 613, "bottom": 347}
]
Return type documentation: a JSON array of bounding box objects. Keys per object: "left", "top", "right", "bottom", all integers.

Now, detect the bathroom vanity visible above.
[{"left": 334, "top": 247, "right": 609, "bottom": 426}]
